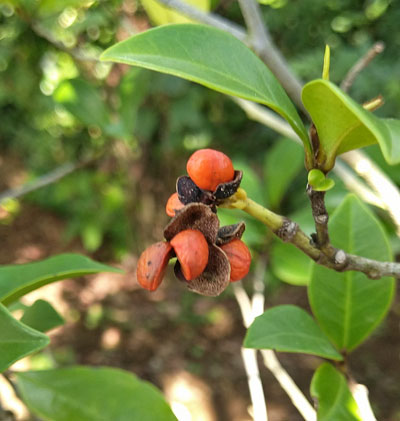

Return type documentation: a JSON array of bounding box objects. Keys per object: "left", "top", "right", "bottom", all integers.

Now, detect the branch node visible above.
[
  {"left": 315, "top": 214, "right": 329, "bottom": 224},
  {"left": 368, "top": 270, "right": 381, "bottom": 280},
  {"left": 276, "top": 219, "right": 298, "bottom": 242},
  {"left": 334, "top": 249, "right": 347, "bottom": 265}
]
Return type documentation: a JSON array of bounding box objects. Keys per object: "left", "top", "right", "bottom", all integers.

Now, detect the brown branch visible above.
[
  {"left": 221, "top": 192, "right": 400, "bottom": 280},
  {"left": 340, "top": 42, "right": 385, "bottom": 93},
  {"left": 306, "top": 186, "right": 332, "bottom": 251}
]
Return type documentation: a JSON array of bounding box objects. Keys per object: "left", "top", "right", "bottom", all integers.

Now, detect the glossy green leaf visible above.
[
  {"left": 20, "top": 300, "right": 64, "bottom": 333},
  {"left": 17, "top": 366, "right": 177, "bottom": 421},
  {"left": 141, "top": 0, "right": 211, "bottom": 26},
  {"left": 311, "top": 363, "right": 361, "bottom": 421},
  {"left": 270, "top": 241, "right": 312, "bottom": 285},
  {"left": 244, "top": 305, "right": 342, "bottom": 360},
  {"left": 264, "top": 139, "right": 304, "bottom": 208},
  {"left": 0, "top": 303, "right": 49, "bottom": 372},
  {"left": 100, "top": 24, "right": 310, "bottom": 149},
  {"left": 302, "top": 79, "right": 400, "bottom": 170},
  {"left": 0, "top": 254, "right": 122, "bottom": 306},
  {"left": 309, "top": 195, "right": 394, "bottom": 351}
]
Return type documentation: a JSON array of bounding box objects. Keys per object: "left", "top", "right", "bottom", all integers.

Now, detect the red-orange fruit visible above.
[
  {"left": 166, "top": 192, "right": 184, "bottom": 217},
  {"left": 136, "top": 242, "right": 173, "bottom": 291},
  {"left": 220, "top": 239, "right": 251, "bottom": 282},
  {"left": 170, "top": 229, "right": 209, "bottom": 280},
  {"left": 186, "top": 149, "right": 234, "bottom": 191}
]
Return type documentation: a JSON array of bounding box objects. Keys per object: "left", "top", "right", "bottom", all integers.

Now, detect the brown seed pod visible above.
[
  {"left": 166, "top": 192, "right": 184, "bottom": 217},
  {"left": 183, "top": 244, "right": 231, "bottom": 296},
  {"left": 220, "top": 239, "right": 251, "bottom": 282},
  {"left": 187, "top": 149, "right": 234, "bottom": 191},
  {"left": 164, "top": 203, "right": 219, "bottom": 244},
  {"left": 136, "top": 242, "right": 173, "bottom": 291},
  {"left": 170, "top": 229, "right": 209, "bottom": 281}
]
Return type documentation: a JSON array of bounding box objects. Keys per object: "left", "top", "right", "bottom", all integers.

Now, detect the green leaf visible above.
[
  {"left": 141, "top": 0, "right": 211, "bottom": 26},
  {"left": 309, "top": 195, "right": 395, "bottom": 351},
  {"left": 311, "top": 363, "right": 361, "bottom": 421},
  {"left": 100, "top": 24, "right": 310, "bottom": 150},
  {"left": 264, "top": 139, "right": 304, "bottom": 208},
  {"left": 0, "top": 254, "right": 122, "bottom": 306},
  {"left": 244, "top": 305, "right": 342, "bottom": 360},
  {"left": 270, "top": 241, "right": 312, "bottom": 285},
  {"left": 308, "top": 169, "right": 335, "bottom": 191},
  {"left": 0, "top": 303, "right": 49, "bottom": 372},
  {"left": 234, "top": 160, "right": 266, "bottom": 206},
  {"left": 20, "top": 300, "right": 65, "bottom": 333},
  {"left": 302, "top": 79, "right": 400, "bottom": 170},
  {"left": 16, "top": 366, "right": 177, "bottom": 421}
]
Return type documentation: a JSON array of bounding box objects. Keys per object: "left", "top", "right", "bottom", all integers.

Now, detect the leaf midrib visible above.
[{"left": 104, "top": 52, "right": 294, "bottom": 125}]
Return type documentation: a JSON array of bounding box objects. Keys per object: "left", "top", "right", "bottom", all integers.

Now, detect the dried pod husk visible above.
[
  {"left": 164, "top": 203, "right": 219, "bottom": 244},
  {"left": 220, "top": 239, "right": 251, "bottom": 282},
  {"left": 176, "top": 244, "right": 231, "bottom": 296},
  {"left": 176, "top": 176, "right": 203, "bottom": 205},
  {"left": 186, "top": 149, "right": 235, "bottom": 191},
  {"left": 170, "top": 229, "right": 209, "bottom": 280},
  {"left": 216, "top": 221, "right": 246, "bottom": 246},
  {"left": 136, "top": 242, "right": 173, "bottom": 291},
  {"left": 166, "top": 192, "right": 184, "bottom": 217},
  {"left": 176, "top": 176, "right": 215, "bottom": 207},
  {"left": 214, "top": 170, "right": 243, "bottom": 200}
]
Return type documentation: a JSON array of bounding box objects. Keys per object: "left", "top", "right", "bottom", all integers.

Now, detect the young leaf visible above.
[
  {"left": 0, "top": 254, "right": 122, "bottom": 306},
  {"left": 17, "top": 366, "right": 177, "bottom": 421},
  {"left": 100, "top": 24, "right": 310, "bottom": 151},
  {"left": 244, "top": 305, "right": 342, "bottom": 360},
  {"left": 0, "top": 303, "right": 49, "bottom": 372},
  {"left": 309, "top": 195, "right": 394, "bottom": 351},
  {"left": 308, "top": 169, "right": 335, "bottom": 191},
  {"left": 302, "top": 79, "right": 400, "bottom": 170},
  {"left": 311, "top": 363, "right": 361, "bottom": 420},
  {"left": 20, "top": 299, "right": 65, "bottom": 333}
]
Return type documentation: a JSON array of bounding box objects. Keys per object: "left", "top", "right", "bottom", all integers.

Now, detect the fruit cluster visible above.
[{"left": 136, "top": 149, "right": 251, "bottom": 296}]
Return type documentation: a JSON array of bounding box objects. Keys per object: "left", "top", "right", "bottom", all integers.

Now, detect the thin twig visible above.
[
  {"left": 233, "top": 279, "right": 268, "bottom": 421},
  {"left": 349, "top": 381, "right": 377, "bottom": 421},
  {"left": 221, "top": 192, "right": 400, "bottom": 280},
  {"left": 233, "top": 277, "right": 317, "bottom": 421},
  {"left": 259, "top": 350, "right": 317, "bottom": 421},
  {"left": 306, "top": 187, "right": 332, "bottom": 252},
  {"left": 340, "top": 42, "right": 385, "bottom": 93},
  {"left": 0, "top": 161, "right": 87, "bottom": 205},
  {"left": 341, "top": 150, "right": 400, "bottom": 235},
  {"left": 237, "top": 0, "right": 305, "bottom": 113},
  {"left": 154, "top": 0, "right": 246, "bottom": 41}
]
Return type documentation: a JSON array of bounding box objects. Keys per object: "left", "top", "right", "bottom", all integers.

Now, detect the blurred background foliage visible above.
[{"left": 0, "top": 0, "right": 399, "bottom": 277}]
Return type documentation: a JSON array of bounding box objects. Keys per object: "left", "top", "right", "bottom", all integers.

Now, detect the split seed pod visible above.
[
  {"left": 220, "top": 239, "right": 251, "bottom": 282},
  {"left": 187, "top": 149, "right": 234, "bottom": 191},
  {"left": 170, "top": 229, "right": 209, "bottom": 280},
  {"left": 136, "top": 242, "right": 173, "bottom": 291}
]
